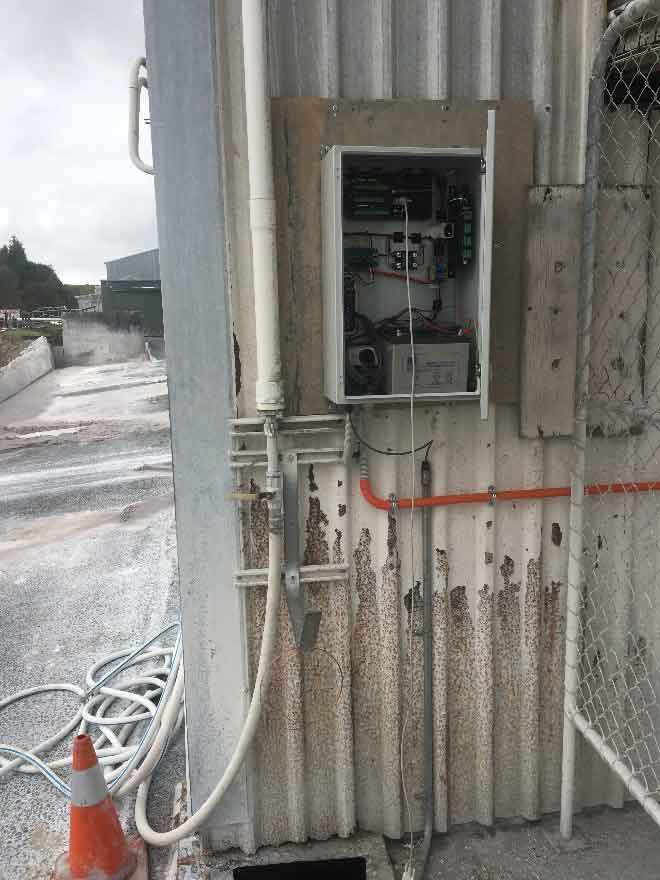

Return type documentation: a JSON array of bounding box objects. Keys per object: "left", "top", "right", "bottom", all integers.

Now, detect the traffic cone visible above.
[{"left": 52, "top": 734, "right": 145, "bottom": 880}]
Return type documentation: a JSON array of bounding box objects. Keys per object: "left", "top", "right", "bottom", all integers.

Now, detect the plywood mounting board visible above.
[
  {"left": 271, "top": 98, "right": 534, "bottom": 413},
  {"left": 520, "top": 186, "right": 581, "bottom": 438}
]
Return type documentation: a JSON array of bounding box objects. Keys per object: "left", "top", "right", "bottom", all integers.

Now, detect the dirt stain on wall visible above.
[
  {"left": 351, "top": 528, "right": 383, "bottom": 830},
  {"left": 448, "top": 582, "right": 476, "bottom": 824},
  {"left": 494, "top": 554, "right": 521, "bottom": 816},
  {"left": 432, "top": 549, "right": 450, "bottom": 831},
  {"left": 540, "top": 579, "right": 563, "bottom": 812},
  {"left": 304, "top": 497, "right": 329, "bottom": 566}
]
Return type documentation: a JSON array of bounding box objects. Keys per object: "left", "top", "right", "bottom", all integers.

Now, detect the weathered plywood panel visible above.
[
  {"left": 271, "top": 98, "right": 535, "bottom": 412},
  {"left": 520, "top": 186, "right": 581, "bottom": 438},
  {"left": 522, "top": 185, "right": 652, "bottom": 438}
]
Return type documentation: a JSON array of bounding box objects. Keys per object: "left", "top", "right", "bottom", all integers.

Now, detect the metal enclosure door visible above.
[
  {"left": 479, "top": 109, "right": 496, "bottom": 419},
  {"left": 321, "top": 145, "right": 342, "bottom": 406}
]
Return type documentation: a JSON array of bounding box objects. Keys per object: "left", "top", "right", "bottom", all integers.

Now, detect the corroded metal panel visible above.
[
  {"left": 195, "top": 0, "right": 611, "bottom": 852},
  {"left": 227, "top": 405, "right": 583, "bottom": 850}
]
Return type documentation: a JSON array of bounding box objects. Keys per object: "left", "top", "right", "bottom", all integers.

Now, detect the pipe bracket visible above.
[{"left": 283, "top": 452, "right": 321, "bottom": 651}]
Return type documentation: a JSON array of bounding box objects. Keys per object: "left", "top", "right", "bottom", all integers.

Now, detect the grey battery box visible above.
[{"left": 384, "top": 339, "right": 470, "bottom": 394}]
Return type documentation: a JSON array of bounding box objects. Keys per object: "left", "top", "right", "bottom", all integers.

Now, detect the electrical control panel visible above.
[{"left": 321, "top": 112, "right": 495, "bottom": 417}]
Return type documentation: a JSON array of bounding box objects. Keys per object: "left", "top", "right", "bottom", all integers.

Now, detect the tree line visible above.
[{"left": 0, "top": 236, "right": 93, "bottom": 312}]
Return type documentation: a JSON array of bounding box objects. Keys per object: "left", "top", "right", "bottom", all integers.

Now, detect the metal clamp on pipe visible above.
[{"left": 264, "top": 416, "right": 283, "bottom": 533}]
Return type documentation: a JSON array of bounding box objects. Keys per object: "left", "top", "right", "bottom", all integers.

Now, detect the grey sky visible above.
[{"left": 0, "top": 1, "right": 156, "bottom": 284}]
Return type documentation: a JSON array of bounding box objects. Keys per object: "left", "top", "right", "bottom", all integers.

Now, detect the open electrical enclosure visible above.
[{"left": 321, "top": 111, "right": 495, "bottom": 417}]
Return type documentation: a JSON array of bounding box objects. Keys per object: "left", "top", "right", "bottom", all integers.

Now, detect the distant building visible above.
[
  {"left": 1, "top": 308, "right": 21, "bottom": 327},
  {"left": 76, "top": 285, "right": 102, "bottom": 312},
  {"left": 102, "top": 249, "right": 163, "bottom": 338},
  {"left": 105, "top": 248, "right": 160, "bottom": 282}
]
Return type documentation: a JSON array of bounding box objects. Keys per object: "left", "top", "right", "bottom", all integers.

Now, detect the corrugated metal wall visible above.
[
  {"left": 105, "top": 248, "right": 160, "bottom": 281},
  {"left": 211, "top": 0, "right": 616, "bottom": 853}
]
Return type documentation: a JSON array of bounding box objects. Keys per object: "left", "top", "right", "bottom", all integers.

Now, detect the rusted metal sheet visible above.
[
  {"left": 198, "top": 0, "right": 613, "bottom": 853},
  {"left": 265, "top": 0, "right": 601, "bottom": 185},
  {"left": 225, "top": 405, "right": 583, "bottom": 852}
]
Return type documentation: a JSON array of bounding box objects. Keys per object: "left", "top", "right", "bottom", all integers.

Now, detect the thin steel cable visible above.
[{"left": 399, "top": 198, "right": 417, "bottom": 879}]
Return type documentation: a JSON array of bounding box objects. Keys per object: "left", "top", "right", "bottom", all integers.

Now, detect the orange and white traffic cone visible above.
[{"left": 52, "top": 734, "right": 146, "bottom": 880}]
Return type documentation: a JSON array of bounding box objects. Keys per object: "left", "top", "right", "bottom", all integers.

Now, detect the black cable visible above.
[{"left": 349, "top": 410, "right": 433, "bottom": 458}]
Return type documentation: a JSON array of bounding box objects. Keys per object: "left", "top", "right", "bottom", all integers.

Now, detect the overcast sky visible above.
[{"left": 0, "top": 1, "right": 157, "bottom": 284}]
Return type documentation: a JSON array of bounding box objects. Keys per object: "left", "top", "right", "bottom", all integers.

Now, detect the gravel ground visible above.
[
  {"left": 0, "top": 357, "right": 183, "bottom": 879},
  {"left": 386, "top": 805, "right": 660, "bottom": 880}
]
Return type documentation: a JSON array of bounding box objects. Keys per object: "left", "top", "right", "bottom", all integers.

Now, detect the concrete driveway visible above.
[{"left": 0, "top": 358, "right": 182, "bottom": 879}]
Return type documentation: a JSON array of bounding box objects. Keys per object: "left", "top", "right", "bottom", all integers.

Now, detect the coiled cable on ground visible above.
[{"left": 0, "top": 623, "right": 182, "bottom": 800}]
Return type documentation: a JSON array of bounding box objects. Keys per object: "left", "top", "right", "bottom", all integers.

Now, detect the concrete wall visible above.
[
  {"left": 105, "top": 248, "right": 160, "bottom": 281},
  {"left": 62, "top": 314, "right": 144, "bottom": 365},
  {"left": 0, "top": 336, "right": 53, "bottom": 403}
]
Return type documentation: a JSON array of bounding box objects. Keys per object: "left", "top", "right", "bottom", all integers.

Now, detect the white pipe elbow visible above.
[{"left": 129, "top": 57, "right": 155, "bottom": 176}]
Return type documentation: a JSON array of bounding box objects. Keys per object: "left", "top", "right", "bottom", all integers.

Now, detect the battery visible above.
[{"left": 384, "top": 339, "right": 470, "bottom": 395}]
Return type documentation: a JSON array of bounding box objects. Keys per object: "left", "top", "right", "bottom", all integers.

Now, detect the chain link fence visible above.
[{"left": 562, "top": 0, "right": 660, "bottom": 836}]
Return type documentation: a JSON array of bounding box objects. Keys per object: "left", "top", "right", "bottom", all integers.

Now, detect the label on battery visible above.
[{"left": 405, "top": 355, "right": 458, "bottom": 387}]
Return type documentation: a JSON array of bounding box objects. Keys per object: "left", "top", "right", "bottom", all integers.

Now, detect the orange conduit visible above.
[{"left": 359, "top": 477, "right": 660, "bottom": 511}]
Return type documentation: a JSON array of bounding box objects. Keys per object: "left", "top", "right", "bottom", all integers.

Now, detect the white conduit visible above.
[
  {"left": 243, "top": 0, "right": 284, "bottom": 413},
  {"left": 135, "top": 524, "right": 282, "bottom": 845},
  {"left": 128, "top": 57, "right": 154, "bottom": 175}
]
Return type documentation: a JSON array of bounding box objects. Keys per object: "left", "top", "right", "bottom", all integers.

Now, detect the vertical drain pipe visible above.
[
  {"left": 242, "top": 0, "right": 285, "bottom": 415},
  {"left": 418, "top": 458, "right": 433, "bottom": 877}
]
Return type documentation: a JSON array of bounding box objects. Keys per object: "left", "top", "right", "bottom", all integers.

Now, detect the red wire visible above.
[{"left": 372, "top": 269, "right": 436, "bottom": 285}]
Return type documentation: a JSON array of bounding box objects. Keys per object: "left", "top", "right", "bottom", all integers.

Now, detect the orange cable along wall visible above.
[{"left": 359, "top": 477, "right": 660, "bottom": 510}]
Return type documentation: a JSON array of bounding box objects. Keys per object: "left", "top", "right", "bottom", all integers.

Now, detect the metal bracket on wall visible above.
[{"left": 283, "top": 452, "right": 322, "bottom": 651}]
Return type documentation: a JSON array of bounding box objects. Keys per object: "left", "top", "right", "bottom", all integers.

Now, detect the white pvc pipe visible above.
[
  {"left": 134, "top": 475, "right": 283, "bottom": 845},
  {"left": 129, "top": 57, "right": 154, "bottom": 176},
  {"left": 242, "top": 0, "right": 284, "bottom": 413}
]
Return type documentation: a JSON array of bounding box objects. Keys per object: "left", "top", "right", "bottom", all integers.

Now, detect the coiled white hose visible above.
[
  {"left": 0, "top": 624, "right": 181, "bottom": 798},
  {"left": 134, "top": 527, "right": 281, "bottom": 845}
]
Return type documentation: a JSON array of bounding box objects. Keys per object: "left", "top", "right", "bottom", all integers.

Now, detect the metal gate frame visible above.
[{"left": 560, "top": 0, "right": 660, "bottom": 838}]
